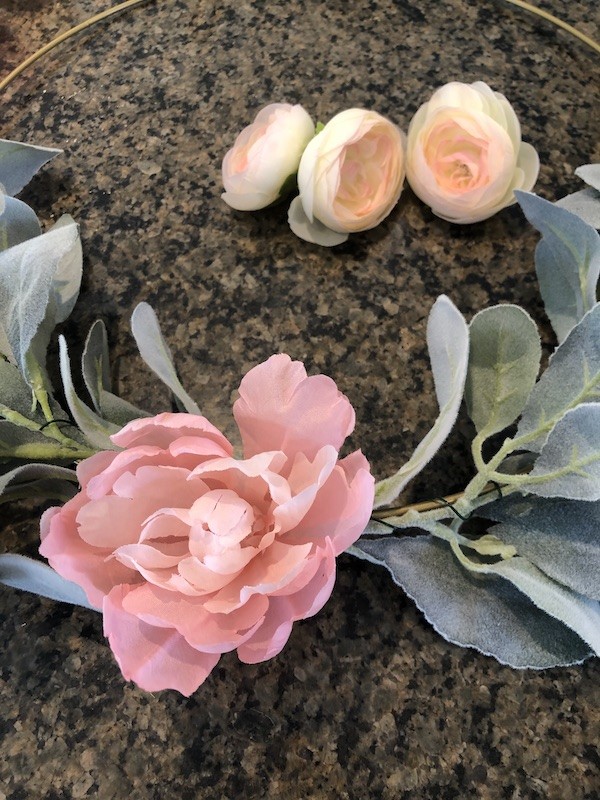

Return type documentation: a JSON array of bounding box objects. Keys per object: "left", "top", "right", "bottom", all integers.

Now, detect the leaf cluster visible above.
[{"left": 355, "top": 187, "right": 600, "bottom": 669}]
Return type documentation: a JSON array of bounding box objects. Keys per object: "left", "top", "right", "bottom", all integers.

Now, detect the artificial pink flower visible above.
[{"left": 40, "top": 355, "right": 374, "bottom": 695}]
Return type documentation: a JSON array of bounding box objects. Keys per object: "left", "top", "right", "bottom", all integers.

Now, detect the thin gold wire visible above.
[
  {"left": 0, "top": 0, "right": 598, "bottom": 92},
  {"left": 0, "top": 0, "right": 155, "bottom": 92}
]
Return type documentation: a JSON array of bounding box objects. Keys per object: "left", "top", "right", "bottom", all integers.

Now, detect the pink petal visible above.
[
  {"left": 86, "top": 447, "right": 165, "bottom": 499},
  {"left": 202, "top": 541, "right": 313, "bottom": 613},
  {"left": 111, "top": 412, "right": 233, "bottom": 455},
  {"left": 76, "top": 451, "right": 118, "bottom": 489},
  {"left": 40, "top": 500, "right": 139, "bottom": 609},
  {"left": 272, "top": 446, "right": 338, "bottom": 534},
  {"left": 233, "top": 354, "right": 355, "bottom": 461},
  {"left": 76, "top": 495, "right": 149, "bottom": 549},
  {"left": 283, "top": 450, "right": 374, "bottom": 555},
  {"left": 236, "top": 539, "right": 336, "bottom": 665},
  {"left": 236, "top": 604, "right": 294, "bottom": 664},
  {"left": 103, "top": 586, "right": 220, "bottom": 695},
  {"left": 121, "top": 584, "right": 268, "bottom": 653}
]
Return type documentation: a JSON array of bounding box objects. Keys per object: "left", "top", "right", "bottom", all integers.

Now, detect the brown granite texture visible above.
[{"left": 0, "top": 1, "right": 599, "bottom": 798}]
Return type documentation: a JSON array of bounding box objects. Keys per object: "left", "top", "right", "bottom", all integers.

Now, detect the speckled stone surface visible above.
[{"left": 0, "top": 1, "right": 599, "bottom": 798}]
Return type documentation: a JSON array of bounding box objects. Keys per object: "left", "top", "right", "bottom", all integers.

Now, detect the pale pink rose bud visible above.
[
  {"left": 406, "top": 81, "right": 540, "bottom": 224},
  {"left": 222, "top": 103, "right": 315, "bottom": 211},
  {"left": 289, "top": 108, "right": 406, "bottom": 246}
]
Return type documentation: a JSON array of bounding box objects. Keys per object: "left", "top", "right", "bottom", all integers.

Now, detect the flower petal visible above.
[
  {"left": 237, "top": 539, "right": 336, "bottom": 663},
  {"left": 283, "top": 449, "right": 374, "bottom": 555},
  {"left": 39, "top": 500, "right": 138, "bottom": 609},
  {"left": 111, "top": 412, "right": 233, "bottom": 455},
  {"left": 233, "top": 354, "right": 355, "bottom": 461},
  {"left": 103, "top": 586, "right": 220, "bottom": 695}
]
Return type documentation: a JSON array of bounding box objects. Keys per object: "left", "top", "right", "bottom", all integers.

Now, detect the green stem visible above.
[{"left": 0, "top": 441, "right": 96, "bottom": 460}]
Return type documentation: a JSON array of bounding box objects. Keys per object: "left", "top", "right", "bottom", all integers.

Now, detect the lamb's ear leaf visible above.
[
  {"left": 374, "top": 296, "right": 469, "bottom": 508},
  {"left": 575, "top": 164, "right": 600, "bottom": 192},
  {"left": 465, "top": 304, "right": 541, "bottom": 439},
  {"left": 59, "top": 335, "right": 120, "bottom": 450},
  {"left": 516, "top": 304, "right": 600, "bottom": 452},
  {"left": 516, "top": 191, "right": 600, "bottom": 342},
  {"left": 476, "top": 493, "right": 600, "bottom": 600},
  {"left": 0, "top": 554, "right": 96, "bottom": 609},
  {"left": 523, "top": 403, "right": 600, "bottom": 500},
  {"left": 0, "top": 216, "right": 82, "bottom": 385},
  {"left": 353, "top": 535, "right": 592, "bottom": 668},
  {"left": 131, "top": 302, "right": 201, "bottom": 415},
  {"left": 0, "top": 463, "right": 77, "bottom": 498},
  {"left": 0, "top": 196, "right": 42, "bottom": 251},
  {"left": 556, "top": 189, "right": 600, "bottom": 230},
  {"left": 0, "top": 139, "right": 62, "bottom": 196},
  {"left": 82, "top": 320, "right": 150, "bottom": 425}
]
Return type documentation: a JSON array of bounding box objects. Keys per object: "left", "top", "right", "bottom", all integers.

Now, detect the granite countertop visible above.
[{"left": 0, "top": 1, "right": 599, "bottom": 798}]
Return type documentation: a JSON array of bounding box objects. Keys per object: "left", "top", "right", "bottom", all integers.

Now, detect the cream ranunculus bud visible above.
[
  {"left": 289, "top": 108, "right": 406, "bottom": 247},
  {"left": 406, "top": 81, "right": 540, "bottom": 224},
  {"left": 222, "top": 103, "right": 315, "bottom": 211}
]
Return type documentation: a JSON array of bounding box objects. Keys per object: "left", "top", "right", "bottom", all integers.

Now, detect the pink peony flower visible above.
[
  {"left": 40, "top": 355, "right": 374, "bottom": 695},
  {"left": 406, "top": 81, "right": 539, "bottom": 224}
]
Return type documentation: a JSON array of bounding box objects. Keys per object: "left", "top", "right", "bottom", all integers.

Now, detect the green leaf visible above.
[
  {"left": 0, "top": 196, "right": 41, "bottom": 251},
  {"left": 0, "top": 478, "right": 77, "bottom": 504},
  {"left": 465, "top": 304, "right": 541, "bottom": 438},
  {"left": 575, "top": 164, "right": 600, "bottom": 192},
  {"left": 0, "top": 216, "right": 82, "bottom": 383},
  {"left": 59, "top": 336, "right": 120, "bottom": 451},
  {"left": 0, "top": 139, "right": 62, "bottom": 196},
  {"left": 516, "top": 303, "right": 600, "bottom": 451},
  {"left": 82, "top": 320, "right": 149, "bottom": 426},
  {"left": 0, "top": 462, "right": 77, "bottom": 496},
  {"left": 375, "top": 295, "right": 469, "bottom": 507},
  {"left": 477, "top": 494, "right": 600, "bottom": 600},
  {"left": 490, "top": 556, "right": 600, "bottom": 656},
  {"left": 516, "top": 191, "right": 600, "bottom": 342},
  {"left": 0, "top": 554, "right": 95, "bottom": 609},
  {"left": 523, "top": 403, "right": 600, "bottom": 500},
  {"left": 556, "top": 189, "right": 600, "bottom": 230},
  {"left": 354, "top": 535, "right": 592, "bottom": 668},
  {"left": 131, "top": 303, "right": 201, "bottom": 415}
]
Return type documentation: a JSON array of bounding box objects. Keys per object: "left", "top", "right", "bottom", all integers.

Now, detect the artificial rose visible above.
[
  {"left": 288, "top": 108, "right": 406, "bottom": 246},
  {"left": 40, "top": 355, "right": 374, "bottom": 695},
  {"left": 222, "top": 103, "right": 315, "bottom": 211},
  {"left": 406, "top": 81, "right": 540, "bottom": 224}
]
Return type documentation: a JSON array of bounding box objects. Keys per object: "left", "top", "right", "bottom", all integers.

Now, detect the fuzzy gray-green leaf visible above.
[
  {"left": 0, "top": 217, "right": 81, "bottom": 382},
  {"left": 59, "top": 336, "right": 120, "bottom": 450},
  {"left": 82, "top": 320, "right": 149, "bottom": 426},
  {"left": 0, "top": 139, "right": 62, "bottom": 196},
  {"left": 131, "top": 302, "right": 201, "bottom": 415},
  {"left": 0, "top": 196, "right": 41, "bottom": 251},
  {"left": 516, "top": 191, "right": 600, "bottom": 342},
  {"left": 516, "top": 303, "right": 600, "bottom": 451},
  {"left": 0, "top": 462, "right": 77, "bottom": 496},
  {"left": 556, "top": 189, "right": 600, "bottom": 230},
  {"left": 0, "top": 554, "right": 95, "bottom": 609},
  {"left": 489, "top": 556, "right": 600, "bottom": 655},
  {"left": 374, "top": 295, "right": 469, "bottom": 508},
  {"left": 575, "top": 164, "right": 600, "bottom": 192},
  {"left": 524, "top": 403, "right": 600, "bottom": 500},
  {"left": 477, "top": 494, "right": 600, "bottom": 600},
  {"left": 354, "top": 535, "right": 591, "bottom": 668},
  {"left": 465, "top": 304, "right": 541, "bottom": 438}
]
